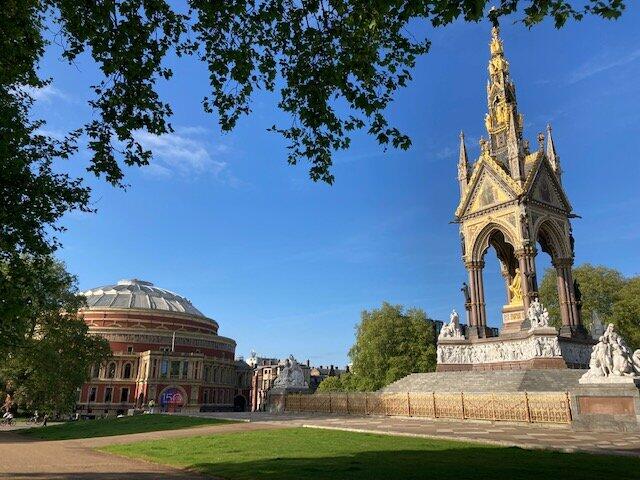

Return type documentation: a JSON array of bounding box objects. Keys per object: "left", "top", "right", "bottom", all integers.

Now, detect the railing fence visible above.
[{"left": 284, "top": 391, "right": 572, "bottom": 424}]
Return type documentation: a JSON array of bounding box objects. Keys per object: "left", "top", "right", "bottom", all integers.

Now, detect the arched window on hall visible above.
[
  {"left": 123, "top": 363, "right": 132, "bottom": 379},
  {"left": 90, "top": 364, "right": 99, "bottom": 379},
  {"left": 107, "top": 362, "right": 116, "bottom": 379}
]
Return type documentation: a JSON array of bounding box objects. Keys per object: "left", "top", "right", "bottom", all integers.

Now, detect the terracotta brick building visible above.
[{"left": 76, "top": 279, "right": 250, "bottom": 416}]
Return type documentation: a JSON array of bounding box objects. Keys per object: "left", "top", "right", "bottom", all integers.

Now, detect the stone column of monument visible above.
[
  {"left": 554, "top": 258, "right": 584, "bottom": 337},
  {"left": 465, "top": 260, "right": 491, "bottom": 338},
  {"left": 515, "top": 245, "right": 537, "bottom": 312}
]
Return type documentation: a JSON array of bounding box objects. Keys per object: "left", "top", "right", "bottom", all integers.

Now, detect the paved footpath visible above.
[{"left": 3, "top": 412, "right": 640, "bottom": 479}]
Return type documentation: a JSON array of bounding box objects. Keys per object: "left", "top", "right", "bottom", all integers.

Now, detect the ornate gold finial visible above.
[
  {"left": 490, "top": 28, "right": 504, "bottom": 57},
  {"left": 479, "top": 137, "right": 489, "bottom": 156}
]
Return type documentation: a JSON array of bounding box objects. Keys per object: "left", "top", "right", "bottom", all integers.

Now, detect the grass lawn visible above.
[
  {"left": 101, "top": 427, "right": 640, "bottom": 480},
  {"left": 20, "top": 414, "right": 234, "bottom": 440}
]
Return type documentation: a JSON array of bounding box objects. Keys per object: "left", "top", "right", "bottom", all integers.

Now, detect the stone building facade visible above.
[{"left": 76, "top": 279, "right": 250, "bottom": 416}]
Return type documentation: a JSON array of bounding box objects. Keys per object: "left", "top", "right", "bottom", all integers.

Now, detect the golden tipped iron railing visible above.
[{"left": 284, "top": 391, "right": 572, "bottom": 424}]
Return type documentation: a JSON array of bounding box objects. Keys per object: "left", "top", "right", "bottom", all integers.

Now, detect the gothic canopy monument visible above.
[{"left": 437, "top": 23, "right": 593, "bottom": 371}]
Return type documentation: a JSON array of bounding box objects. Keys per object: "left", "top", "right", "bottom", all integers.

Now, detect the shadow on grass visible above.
[
  {"left": 94, "top": 446, "right": 640, "bottom": 480},
  {"left": 5, "top": 447, "right": 640, "bottom": 480},
  {"left": 185, "top": 448, "right": 640, "bottom": 480},
  {"left": 0, "top": 473, "right": 200, "bottom": 479}
]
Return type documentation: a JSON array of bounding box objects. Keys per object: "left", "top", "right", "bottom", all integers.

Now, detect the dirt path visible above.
[{"left": 0, "top": 421, "right": 292, "bottom": 479}]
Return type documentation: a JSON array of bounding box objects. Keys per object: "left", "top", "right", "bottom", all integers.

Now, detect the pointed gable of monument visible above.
[
  {"left": 456, "top": 155, "right": 520, "bottom": 218},
  {"left": 524, "top": 154, "right": 571, "bottom": 212}
]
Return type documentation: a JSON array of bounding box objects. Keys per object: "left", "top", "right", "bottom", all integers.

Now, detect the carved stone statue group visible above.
[
  {"left": 438, "top": 309, "right": 464, "bottom": 340},
  {"left": 273, "top": 355, "right": 308, "bottom": 389},
  {"left": 527, "top": 299, "right": 550, "bottom": 331},
  {"left": 581, "top": 324, "right": 640, "bottom": 383}
]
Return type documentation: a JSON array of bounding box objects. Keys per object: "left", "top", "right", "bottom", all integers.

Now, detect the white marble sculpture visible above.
[
  {"left": 437, "top": 334, "right": 562, "bottom": 365},
  {"left": 527, "top": 299, "right": 551, "bottom": 331},
  {"left": 273, "top": 355, "right": 308, "bottom": 389},
  {"left": 438, "top": 309, "right": 464, "bottom": 340},
  {"left": 580, "top": 323, "right": 640, "bottom": 384}
]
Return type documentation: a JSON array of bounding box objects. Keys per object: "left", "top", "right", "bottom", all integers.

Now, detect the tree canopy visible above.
[
  {"left": 346, "top": 302, "right": 437, "bottom": 390},
  {"left": 610, "top": 277, "right": 640, "bottom": 350},
  {"left": 0, "top": 257, "right": 111, "bottom": 414},
  {"left": 538, "top": 263, "right": 639, "bottom": 348}
]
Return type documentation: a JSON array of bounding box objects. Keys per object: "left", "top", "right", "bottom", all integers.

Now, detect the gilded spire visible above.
[
  {"left": 546, "top": 124, "right": 562, "bottom": 181},
  {"left": 457, "top": 131, "right": 469, "bottom": 193},
  {"left": 484, "top": 20, "right": 525, "bottom": 182}
]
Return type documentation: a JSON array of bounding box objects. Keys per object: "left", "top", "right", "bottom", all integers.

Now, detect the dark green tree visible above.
[
  {"left": 348, "top": 302, "right": 436, "bottom": 390},
  {"left": 316, "top": 376, "right": 344, "bottom": 392},
  {"left": 538, "top": 264, "right": 626, "bottom": 330},
  {"left": 611, "top": 277, "right": 640, "bottom": 350},
  {"left": 0, "top": 257, "right": 111, "bottom": 414}
]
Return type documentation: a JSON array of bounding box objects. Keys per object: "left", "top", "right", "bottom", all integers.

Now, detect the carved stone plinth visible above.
[
  {"left": 571, "top": 383, "right": 640, "bottom": 432},
  {"left": 501, "top": 304, "right": 525, "bottom": 334},
  {"left": 267, "top": 386, "right": 310, "bottom": 414}
]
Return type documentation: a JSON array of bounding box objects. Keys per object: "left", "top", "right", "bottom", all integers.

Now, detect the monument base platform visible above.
[
  {"left": 436, "top": 329, "right": 593, "bottom": 372},
  {"left": 381, "top": 369, "right": 586, "bottom": 393},
  {"left": 436, "top": 357, "right": 567, "bottom": 372}
]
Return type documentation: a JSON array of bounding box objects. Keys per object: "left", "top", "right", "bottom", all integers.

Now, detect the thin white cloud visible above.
[
  {"left": 142, "top": 163, "right": 172, "bottom": 178},
  {"left": 135, "top": 127, "right": 239, "bottom": 184},
  {"left": 23, "top": 84, "right": 70, "bottom": 103},
  {"left": 34, "top": 128, "right": 67, "bottom": 140},
  {"left": 434, "top": 146, "right": 455, "bottom": 160},
  {"left": 567, "top": 48, "right": 640, "bottom": 85},
  {"left": 174, "top": 125, "right": 209, "bottom": 135}
]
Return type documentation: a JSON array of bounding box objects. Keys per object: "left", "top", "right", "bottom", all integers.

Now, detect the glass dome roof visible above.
[{"left": 81, "top": 279, "right": 206, "bottom": 318}]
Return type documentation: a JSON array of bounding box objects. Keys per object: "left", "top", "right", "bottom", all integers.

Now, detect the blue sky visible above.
[{"left": 36, "top": 6, "right": 640, "bottom": 367}]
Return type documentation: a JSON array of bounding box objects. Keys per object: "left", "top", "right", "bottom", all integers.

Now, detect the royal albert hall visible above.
[{"left": 76, "top": 279, "right": 251, "bottom": 416}]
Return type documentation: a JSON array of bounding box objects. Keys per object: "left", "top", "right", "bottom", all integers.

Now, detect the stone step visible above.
[{"left": 380, "top": 369, "right": 587, "bottom": 393}]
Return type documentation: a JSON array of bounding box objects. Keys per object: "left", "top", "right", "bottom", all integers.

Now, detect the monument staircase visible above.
[{"left": 380, "top": 369, "right": 587, "bottom": 393}]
